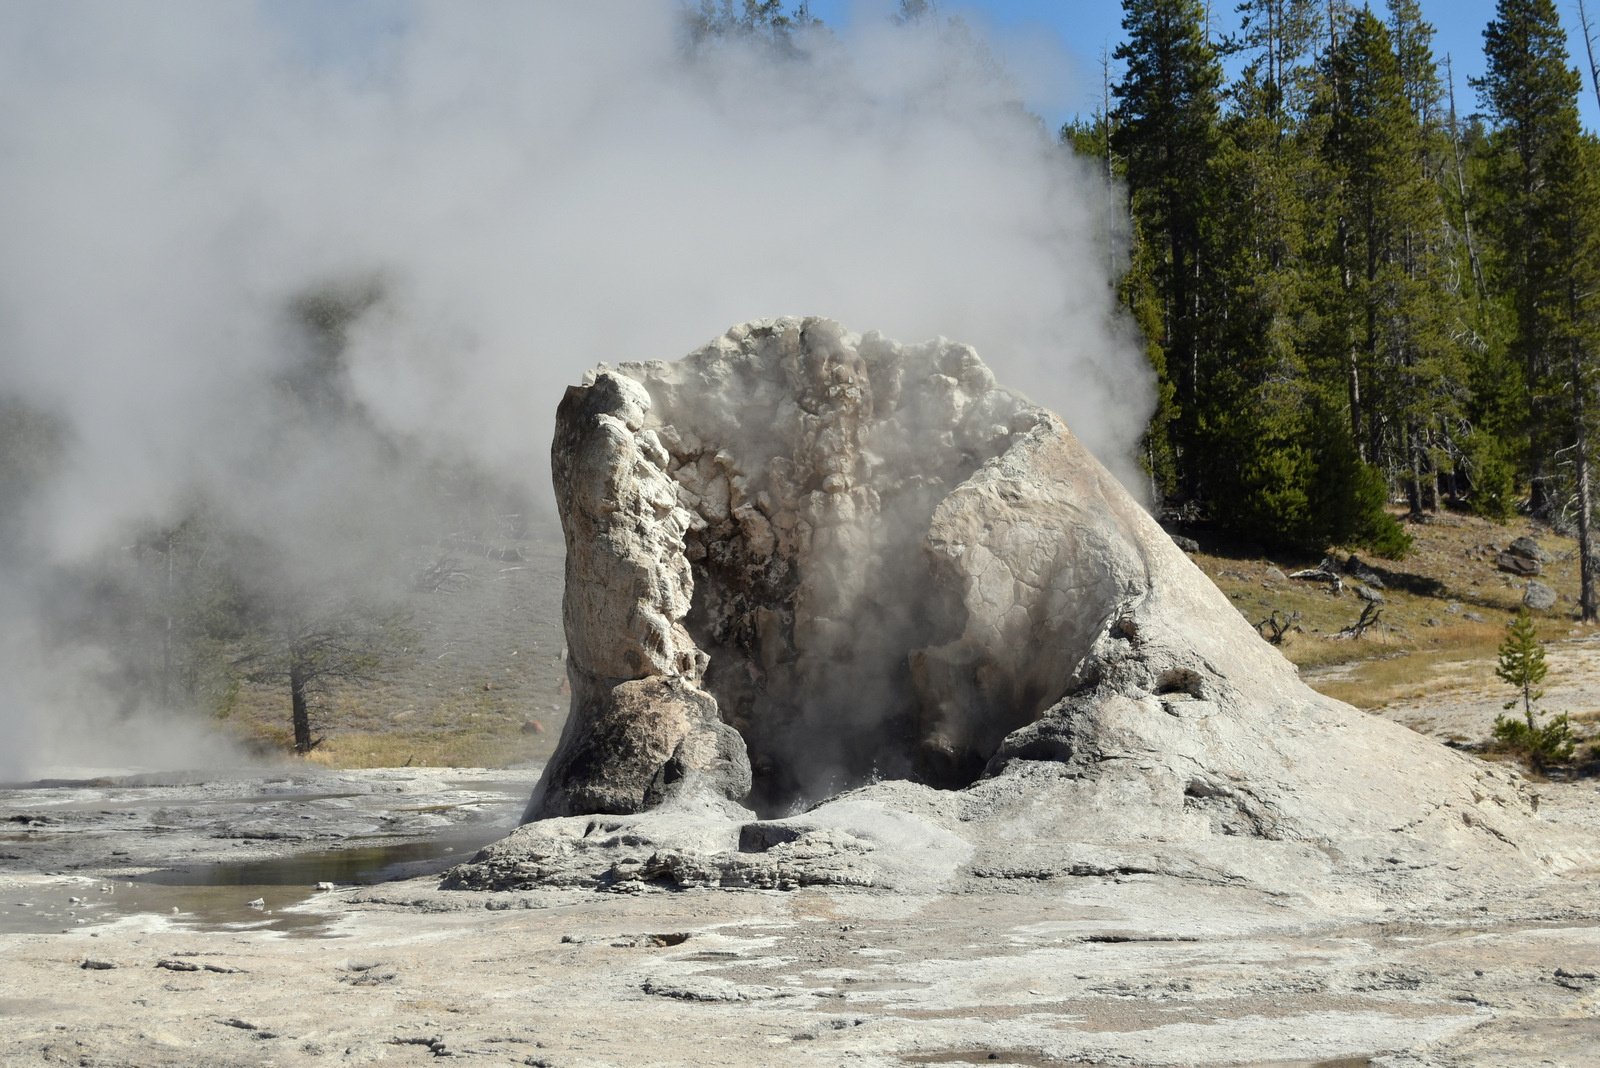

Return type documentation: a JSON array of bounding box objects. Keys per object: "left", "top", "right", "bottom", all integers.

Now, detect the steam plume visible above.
[{"left": 0, "top": 1, "right": 1149, "bottom": 777}]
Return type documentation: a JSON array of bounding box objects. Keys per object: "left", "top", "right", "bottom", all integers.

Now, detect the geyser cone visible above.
[{"left": 472, "top": 319, "right": 1587, "bottom": 899}]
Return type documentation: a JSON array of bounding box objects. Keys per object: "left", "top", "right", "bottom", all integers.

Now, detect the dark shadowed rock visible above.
[
  {"left": 1342, "top": 554, "right": 1385, "bottom": 589},
  {"left": 1497, "top": 552, "right": 1541, "bottom": 577},
  {"left": 1509, "top": 536, "right": 1553, "bottom": 564}
]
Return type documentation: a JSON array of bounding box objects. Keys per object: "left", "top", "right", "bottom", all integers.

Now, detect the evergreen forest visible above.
[{"left": 1059, "top": 0, "right": 1600, "bottom": 622}]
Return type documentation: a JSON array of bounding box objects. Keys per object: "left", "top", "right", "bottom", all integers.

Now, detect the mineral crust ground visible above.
[{"left": 1, "top": 780, "right": 1598, "bottom": 1068}]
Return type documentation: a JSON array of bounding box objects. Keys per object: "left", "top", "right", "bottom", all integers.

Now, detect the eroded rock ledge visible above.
[{"left": 446, "top": 318, "right": 1590, "bottom": 898}]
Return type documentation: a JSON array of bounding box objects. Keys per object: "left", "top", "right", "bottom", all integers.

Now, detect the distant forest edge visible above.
[{"left": 1067, "top": 0, "right": 1600, "bottom": 602}]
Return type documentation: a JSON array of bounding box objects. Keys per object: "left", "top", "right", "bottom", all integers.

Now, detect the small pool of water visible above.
[{"left": 1, "top": 829, "right": 508, "bottom": 938}]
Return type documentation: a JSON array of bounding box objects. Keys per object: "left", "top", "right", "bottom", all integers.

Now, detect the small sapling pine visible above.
[{"left": 1492, "top": 609, "right": 1574, "bottom": 768}]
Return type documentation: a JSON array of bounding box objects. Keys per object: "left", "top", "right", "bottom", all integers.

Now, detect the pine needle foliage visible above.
[
  {"left": 1081, "top": 0, "right": 1600, "bottom": 558},
  {"left": 1491, "top": 608, "right": 1573, "bottom": 767}
]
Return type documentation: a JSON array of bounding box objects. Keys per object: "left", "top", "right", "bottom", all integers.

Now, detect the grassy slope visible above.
[
  {"left": 1189, "top": 509, "right": 1594, "bottom": 727},
  {"left": 218, "top": 524, "right": 570, "bottom": 769}
]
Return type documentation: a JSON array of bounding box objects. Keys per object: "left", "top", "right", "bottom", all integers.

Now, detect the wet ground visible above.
[{"left": 0, "top": 765, "right": 538, "bottom": 937}]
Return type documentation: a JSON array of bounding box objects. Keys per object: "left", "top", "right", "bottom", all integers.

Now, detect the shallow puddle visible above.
[{"left": 1, "top": 829, "right": 505, "bottom": 938}]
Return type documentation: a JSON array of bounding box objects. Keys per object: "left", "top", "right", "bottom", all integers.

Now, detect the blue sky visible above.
[
  {"left": 801, "top": 0, "right": 1600, "bottom": 131},
  {"left": 262, "top": 1, "right": 1600, "bottom": 130}
]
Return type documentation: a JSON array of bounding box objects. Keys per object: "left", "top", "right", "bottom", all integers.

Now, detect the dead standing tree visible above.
[{"left": 233, "top": 594, "right": 414, "bottom": 754}]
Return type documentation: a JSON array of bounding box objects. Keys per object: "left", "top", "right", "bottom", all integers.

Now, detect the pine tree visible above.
[
  {"left": 1492, "top": 608, "right": 1574, "bottom": 765},
  {"left": 1537, "top": 128, "right": 1600, "bottom": 620},
  {"left": 1112, "top": 0, "right": 1222, "bottom": 500},
  {"left": 1477, "top": 0, "right": 1600, "bottom": 619},
  {"left": 1496, "top": 608, "right": 1547, "bottom": 722},
  {"left": 1476, "top": 0, "right": 1586, "bottom": 514}
]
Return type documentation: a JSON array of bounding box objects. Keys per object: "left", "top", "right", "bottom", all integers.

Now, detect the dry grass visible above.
[
  {"left": 300, "top": 723, "right": 548, "bottom": 770},
  {"left": 1189, "top": 509, "right": 1593, "bottom": 711},
  {"left": 203, "top": 534, "right": 569, "bottom": 769},
  {"left": 217, "top": 686, "right": 559, "bottom": 769},
  {"left": 1310, "top": 627, "right": 1504, "bottom": 709}
]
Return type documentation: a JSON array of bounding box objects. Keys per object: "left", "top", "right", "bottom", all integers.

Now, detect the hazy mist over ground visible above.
[{"left": 0, "top": 1, "right": 1150, "bottom": 777}]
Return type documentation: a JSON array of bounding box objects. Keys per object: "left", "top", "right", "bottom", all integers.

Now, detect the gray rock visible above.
[
  {"left": 1265, "top": 567, "right": 1287, "bottom": 582},
  {"left": 1446, "top": 602, "right": 1462, "bottom": 614},
  {"left": 1464, "top": 611, "right": 1487, "bottom": 622},
  {"left": 1496, "top": 552, "right": 1541, "bottom": 577},
  {"left": 1355, "top": 584, "right": 1385, "bottom": 604},
  {"left": 1170, "top": 534, "right": 1200, "bottom": 553},
  {"left": 1524, "top": 581, "right": 1558, "bottom": 611},
  {"left": 523, "top": 372, "right": 751, "bottom": 821},
  {"left": 1509, "top": 536, "right": 1553, "bottom": 563}
]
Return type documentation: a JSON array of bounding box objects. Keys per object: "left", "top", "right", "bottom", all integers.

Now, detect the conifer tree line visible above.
[{"left": 1066, "top": 0, "right": 1600, "bottom": 609}]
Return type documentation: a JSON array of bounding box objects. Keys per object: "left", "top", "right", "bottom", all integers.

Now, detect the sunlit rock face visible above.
[
  {"left": 476, "top": 318, "right": 1583, "bottom": 896},
  {"left": 528, "top": 316, "right": 1122, "bottom": 818}
]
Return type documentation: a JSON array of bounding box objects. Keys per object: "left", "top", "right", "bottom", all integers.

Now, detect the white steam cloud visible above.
[{"left": 0, "top": 1, "right": 1150, "bottom": 778}]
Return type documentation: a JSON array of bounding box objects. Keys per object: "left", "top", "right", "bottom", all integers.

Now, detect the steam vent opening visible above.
[{"left": 527, "top": 317, "right": 1124, "bottom": 822}]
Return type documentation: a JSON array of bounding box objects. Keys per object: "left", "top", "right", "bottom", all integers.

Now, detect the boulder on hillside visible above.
[
  {"left": 1509, "top": 536, "right": 1553, "bottom": 564},
  {"left": 1524, "top": 580, "right": 1558, "bottom": 612},
  {"left": 1497, "top": 552, "right": 1541, "bottom": 577},
  {"left": 1342, "top": 554, "right": 1386, "bottom": 589}
]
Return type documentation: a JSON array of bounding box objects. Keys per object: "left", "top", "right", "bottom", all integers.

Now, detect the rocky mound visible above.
[{"left": 444, "top": 318, "right": 1592, "bottom": 899}]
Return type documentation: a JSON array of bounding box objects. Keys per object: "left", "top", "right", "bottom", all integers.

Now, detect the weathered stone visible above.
[
  {"left": 1509, "top": 536, "right": 1553, "bottom": 564},
  {"left": 523, "top": 372, "right": 749, "bottom": 821},
  {"left": 1170, "top": 534, "right": 1200, "bottom": 553},
  {"left": 1524, "top": 581, "right": 1557, "bottom": 611},
  {"left": 1497, "top": 552, "right": 1541, "bottom": 577}
]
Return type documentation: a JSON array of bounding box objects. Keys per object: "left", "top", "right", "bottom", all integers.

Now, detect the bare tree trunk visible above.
[
  {"left": 1575, "top": 348, "right": 1597, "bottom": 623},
  {"left": 291, "top": 660, "right": 313, "bottom": 754},
  {"left": 1579, "top": 0, "right": 1600, "bottom": 115},
  {"left": 1445, "top": 57, "right": 1488, "bottom": 301},
  {"left": 1406, "top": 423, "right": 1424, "bottom": 517},
  {"left": 161, "top": 537, "right": 173, "bottom": 706}
]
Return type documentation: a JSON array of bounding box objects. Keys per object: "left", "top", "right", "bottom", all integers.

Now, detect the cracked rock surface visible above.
[{"left": 477, "top": 318, "right": 1597, "bottom": 899}]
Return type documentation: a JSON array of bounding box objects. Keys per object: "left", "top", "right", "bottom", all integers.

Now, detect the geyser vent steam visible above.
[
  {"left": 530, "top": 318, "right": 1131, "bottom": 819},
  {"left": 0, "top": 5, "right": 1146, "bottom": 777}
]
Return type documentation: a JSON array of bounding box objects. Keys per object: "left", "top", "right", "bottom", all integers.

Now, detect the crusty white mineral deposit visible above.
[{"left": 448, "top": 318, "right": 1593, "bottom": 901}]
